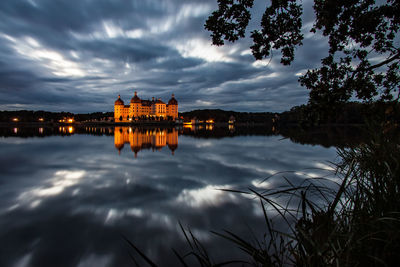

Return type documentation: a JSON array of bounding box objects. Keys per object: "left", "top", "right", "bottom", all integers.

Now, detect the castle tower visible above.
[
  {"left": 114, "top": 95, "right": 125, "bottom": 122},
  {"left": 130, "top": 91, "right": 142, "bottom": 120},
  {"left": 167, "top": 128, "right": 178, "bottom": 155},
  {"left": 167, "top": 93, "right": 178, "bottom": 120},
  {"left": 114, "top": 126, "right": 125, "bottom": 154}
]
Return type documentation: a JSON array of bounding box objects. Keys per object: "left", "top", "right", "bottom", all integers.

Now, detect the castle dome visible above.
[
  {"left": 115, "top": 95, "right": 124, "bottom": 105},
  {"left": 130, "top": 91, "right": 141, "bottom": 103},
  {"left": 168, "top": 94, "right": 178, "bottom": 105}
]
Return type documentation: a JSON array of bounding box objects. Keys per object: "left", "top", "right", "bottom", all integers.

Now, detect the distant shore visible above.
[
  {"left": 0, "top": 121, "right": 366, "bottom": 128},
  {"left": 0, "top": 121, "right": 178, "bottom": 127}
]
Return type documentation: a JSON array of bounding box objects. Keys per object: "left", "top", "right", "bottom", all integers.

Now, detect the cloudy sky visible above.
[{"left": 0, "top": 0, "right": 328, "bottom": 113}]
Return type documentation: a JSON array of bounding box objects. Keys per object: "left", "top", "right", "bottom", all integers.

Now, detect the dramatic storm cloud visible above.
[{"left": 0, "top": 0, "right": 328, "bottom": 112}]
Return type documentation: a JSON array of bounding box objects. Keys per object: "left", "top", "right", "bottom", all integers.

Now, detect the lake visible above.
[{"left": 0, "top": 125, "right": 344, "bottom": 266}]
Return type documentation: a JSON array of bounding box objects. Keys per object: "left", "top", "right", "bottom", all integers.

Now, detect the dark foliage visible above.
[
  {"left": 180, "top": 109, "right": 275, "bottom": 123},
  {"left": 279, "top": 101, "right": 400, "bottom": 126},
  {"left": 205, "top": 0, "right": 400, "bottom": 104}
]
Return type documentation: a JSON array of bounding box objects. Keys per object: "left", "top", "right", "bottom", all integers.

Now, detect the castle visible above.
[{"left": 114, "top": 92, "right": 178, "bottom": 122}]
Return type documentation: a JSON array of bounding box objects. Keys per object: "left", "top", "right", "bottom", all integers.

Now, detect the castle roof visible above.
[
  {"left": 115, "top": 95, "right": 124, "bottom": 105},
  {"left": 141, "top": 100, "right": 152, "bottom": 106},
  {"left": 130, "top": 91, "right": 141, "bottom": 103},
  {"left": 168, "top": 94, "right": 178, "bottom": 105}
]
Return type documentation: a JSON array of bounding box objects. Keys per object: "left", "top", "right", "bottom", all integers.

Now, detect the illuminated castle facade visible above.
[{"left": 114, "top": 92, "right": 178, "bottom": 122}]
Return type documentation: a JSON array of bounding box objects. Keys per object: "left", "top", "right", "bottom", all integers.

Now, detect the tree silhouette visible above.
[{"left": 205, "top": 0, "right": 400, "bottom": 106}]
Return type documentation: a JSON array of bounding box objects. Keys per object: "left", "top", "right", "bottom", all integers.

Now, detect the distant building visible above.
[
  {"left": 114, "top": 91, "right": 178, "bottom": 122},
  {"left": 191, "top": 117, "right": 199, "bottom": 125}
]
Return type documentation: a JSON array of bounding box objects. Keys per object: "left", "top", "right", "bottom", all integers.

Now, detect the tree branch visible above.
[{"left": 362, "top": 51, "right": 400, "bottom": 72}]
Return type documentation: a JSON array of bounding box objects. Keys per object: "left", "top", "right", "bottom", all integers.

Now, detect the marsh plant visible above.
[{"left": 126, "top": 124, "right": 400, "bottom": 266}]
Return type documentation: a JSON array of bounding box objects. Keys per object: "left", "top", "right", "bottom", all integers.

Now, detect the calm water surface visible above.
[{"left": 0, "top": 126, "right": 338, "bottom": 267}]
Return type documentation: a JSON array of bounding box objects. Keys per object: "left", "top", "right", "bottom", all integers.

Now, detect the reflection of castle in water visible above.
[{"left": 114, "top": 127, "right": 178, "bottom": 157}]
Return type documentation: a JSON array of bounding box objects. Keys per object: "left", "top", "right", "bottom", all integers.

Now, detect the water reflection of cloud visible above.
[
  {"left": 251, "top": 179, "right": 272, "bottom": 189},
  {"left": 176, "top": 185, "right": 238, "bottom": 208},
  {"left": 314, "top": 162, "right": 336, "bottom": 171},
  {"left": 17, "top": 170, "right": 86, "bottom": 208},
  {"left": 103, "top": 208, "right": 147, "bottom": 225},
  {"left": 76, "top": 254, "right": 111, "bottom": 267},
  {"left": 207, "top": 154, "right": 278, "bottom": 176},
  {"left": 13, "top": 253, "right": 32, "bottom": 267},
  {"left": 0, "top": 133, "right": 338, "bottom": 266},
  {"left": 194, "top": 141, "right": 213, "bottom": 148}
]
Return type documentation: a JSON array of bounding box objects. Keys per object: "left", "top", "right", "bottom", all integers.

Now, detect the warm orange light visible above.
[
  {"left": 67, "top": 118, "right": 74, "bottom": 123},
  {"left": 114, "top": 126, "right": 178, "bottom": 156},
  {"left": 12, "top": 118, "right": 19, "bottom": 122},
  {"left": 68, "top": 126, "right": 74, "bottom": 133},
  {"left": 38, "top": 118, "right": 44, "bottom": 122},
  {"left": 206, "top": 119, "right": 214, "bottom": 123}
]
